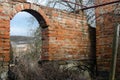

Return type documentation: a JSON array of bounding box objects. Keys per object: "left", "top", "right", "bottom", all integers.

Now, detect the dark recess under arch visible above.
[{"left": 22, "top": 9, "right": 48, "bottom": 28}]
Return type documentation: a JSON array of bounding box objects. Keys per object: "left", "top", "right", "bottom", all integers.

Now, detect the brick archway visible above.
[{"left": 0, "top": 2, "right": 50, "bottom": 62}]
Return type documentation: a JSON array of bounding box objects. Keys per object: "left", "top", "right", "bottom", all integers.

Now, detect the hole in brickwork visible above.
[{"left": 10, "top": 11, "right": 42, "bottom": 62}]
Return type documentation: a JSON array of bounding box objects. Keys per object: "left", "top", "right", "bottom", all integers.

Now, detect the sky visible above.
[
  {"left": 27, "top": 0, "right": 47, "bottom": 5},
  {"left": 10, "top": 12, "right": 39, "bottom": 37}
]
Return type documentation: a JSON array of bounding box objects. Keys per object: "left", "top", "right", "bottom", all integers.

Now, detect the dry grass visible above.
[{"left": 8, "top": 57, "right": 90, "bottom": 80}]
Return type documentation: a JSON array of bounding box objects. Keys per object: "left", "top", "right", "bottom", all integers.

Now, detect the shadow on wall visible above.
[{"left": 88, "top": 25, "right": 97, "bottom": 76}]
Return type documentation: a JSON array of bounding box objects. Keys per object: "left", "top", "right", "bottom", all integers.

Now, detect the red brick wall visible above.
[
  {"left": 0, "top": 1, "right": 92, "bottom": 62},
  {"left": 41, "top": 7, "right": 91, "bottom": 60},
  {"left": 0, "top": 19, "right": 10, "bottom": 62},
  {"left": 95, "top": 0, "right": 120, "bottom": 79}
]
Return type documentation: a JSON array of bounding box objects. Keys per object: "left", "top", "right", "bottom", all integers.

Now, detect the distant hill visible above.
[{"left": 10, "top": 36, "right": 34, "bottom": 44}]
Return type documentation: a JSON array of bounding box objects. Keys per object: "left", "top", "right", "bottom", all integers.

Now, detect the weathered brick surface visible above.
[
  {"left": 95, "top": 0, "right": 120, "bottom": 79},
  {"left": 41, "top": 7, "right": 90, "bottom": 60},
  {"left": 0, "top": 1, "right": 93, "bottom": 62},
  {"left": 0, "top": 18, "right": 10, "bottom": 62}
]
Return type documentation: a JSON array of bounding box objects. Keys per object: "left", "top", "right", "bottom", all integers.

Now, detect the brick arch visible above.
[
  {"left": 10, "top": 3, "right": 52, "bottom": 61},
  {"left": 22, "top": 9, "right": 47, "bottom": 28},
  {"left": 10, "top": 3, "right": 51, "bottom": 27},
  {"left": 11, "top": 9, "right": 50, "bottom": 59},
  {"left": 0, "top": 2, "right": 51, "bottom": 62}
]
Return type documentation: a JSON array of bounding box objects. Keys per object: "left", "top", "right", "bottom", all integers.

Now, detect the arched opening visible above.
[
  {"left": 10, "top": 9, "right": 47, "bottom": 63},
  {"left": 22, "top": 9, "right": 48, "bottom": 28}
]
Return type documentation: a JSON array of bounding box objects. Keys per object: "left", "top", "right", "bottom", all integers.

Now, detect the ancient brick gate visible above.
[{"left": 0, "top": 1, "right": 93, "bottom": 62}]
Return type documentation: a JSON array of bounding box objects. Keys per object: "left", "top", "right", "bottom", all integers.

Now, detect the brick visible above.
[
  {"left": 52, "top": 13, "right": 58, "bottom": 17},
  {"left": 0, "top": 7, "right": 3, "bottom": 13},
  {"left": 15, "top": 4, "right": 22, "bottom": 12}
]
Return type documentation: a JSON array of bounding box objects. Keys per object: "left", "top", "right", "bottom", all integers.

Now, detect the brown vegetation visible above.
[{"left": 8, "top": 56, "right": 90, "bottom": 80}]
